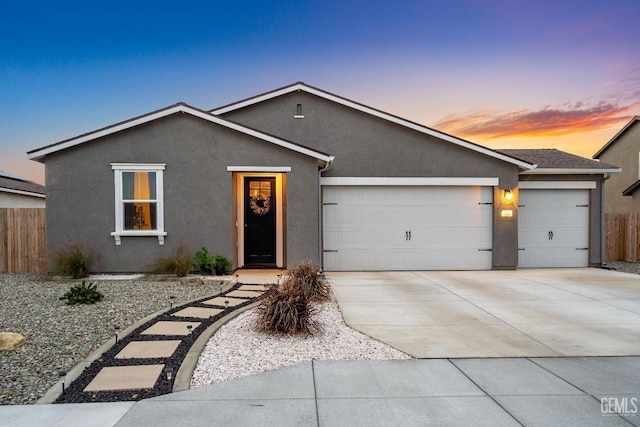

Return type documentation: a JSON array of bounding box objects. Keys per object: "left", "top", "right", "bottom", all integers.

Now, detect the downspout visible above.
[
  {"left": 601, "top": 172, "right": 611, "bottom": 268},
  {"left": 318, "top": 158, "right": 334, "bottom": 272}
]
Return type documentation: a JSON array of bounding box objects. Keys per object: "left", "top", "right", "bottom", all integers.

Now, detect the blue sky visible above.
[{"left": 2, "top": 0, "right": 639, "bottom": 184}]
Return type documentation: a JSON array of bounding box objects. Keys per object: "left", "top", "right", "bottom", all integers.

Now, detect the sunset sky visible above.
[{"left": 2, "top": 0, "right": 639, "bottom": 185}]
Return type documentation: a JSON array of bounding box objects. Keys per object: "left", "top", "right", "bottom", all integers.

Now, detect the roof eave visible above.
[
  {"left": 520, "top": 167, "right": 622, "bottom": 175},
  {"left": 27, "top": 103, "right": 333, "bottom": 164},
  {"left": 0, "top": 187, "right": 46, "bottom": 198},
  {"left": 622, "top": 180, "right": 640, "bottom": 196},
  {"left": 593, "top": 116, "right": 640, "bottom": 159}
]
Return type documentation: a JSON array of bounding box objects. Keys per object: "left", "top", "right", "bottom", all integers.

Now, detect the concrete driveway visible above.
[{"left": 328, "top": 268, "right": 640, "bottom": 358}]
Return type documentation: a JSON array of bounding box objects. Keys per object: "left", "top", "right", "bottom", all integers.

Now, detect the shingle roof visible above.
[
  {"left": 497, "top": 149, "right": 619, "bottom": 171},
  {"left": 0, "top": 174, "right": 45, "bottom": 195}
]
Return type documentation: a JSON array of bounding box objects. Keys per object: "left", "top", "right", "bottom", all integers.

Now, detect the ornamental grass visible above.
[
  {"left": 254, "top": 275, "right": 321, "bottom": 336},
  {"left": 288, "top": 261, "right": 331, "bottom": 302}
]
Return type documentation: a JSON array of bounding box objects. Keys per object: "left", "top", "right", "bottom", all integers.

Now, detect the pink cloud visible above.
[{"left": 434, "top": 100, "right": 640, "bottom": 140}]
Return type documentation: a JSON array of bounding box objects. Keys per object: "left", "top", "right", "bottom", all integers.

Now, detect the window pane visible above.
[
  {"left": 249, "top": 180, "right": 270, "bottom": 198},
  {"left": 124, "top": 202, "right": 157, "bottom": 230},
  {"left": 122, "top": 172, "right": 156, "bottom": 200}
]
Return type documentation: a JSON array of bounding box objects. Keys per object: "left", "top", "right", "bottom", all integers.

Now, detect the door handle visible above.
[
  {"left": 548, "top": 230, "right": 553, "bottom": 240},
  {"left": 405, "top": 231, "right": 409, "bottom": 241},
  {"left": 409, "top": 231, "right": 412, "bottom": 241}
]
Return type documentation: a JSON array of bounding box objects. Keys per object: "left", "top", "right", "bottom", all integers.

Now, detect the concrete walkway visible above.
[
  {"left": 2, "top": 357, "right": 639, "bottom": 426},
  {"left": 330, "top": 268, "right": 640, "bottom": 358}
]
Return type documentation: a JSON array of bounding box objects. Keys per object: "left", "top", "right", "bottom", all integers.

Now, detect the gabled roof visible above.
[
  {"left": 497, "top": 149, "right": 620, "bottom": 175},
  {"left": 593, "top": 116, "right": 640, "bottom": 159},
  {"left": 0, "top": 172, "right": 45, "bottom": 198},
  {"left": 27, "top": 103, "right": 334, "bottom": 166},
  {"left": 211, "top": 82, "right": 536, "bottom": 170}
]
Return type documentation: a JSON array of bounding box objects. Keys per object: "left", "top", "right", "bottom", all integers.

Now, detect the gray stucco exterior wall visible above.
[
  {"left": 44, "top": 114, "right": 321, "bottom": 272},
  {"left": 597, "top": 123, "right": 640, "bottom": 214},
  {"left": 221, "top": 91, "right": 522, "bottom": 269}
]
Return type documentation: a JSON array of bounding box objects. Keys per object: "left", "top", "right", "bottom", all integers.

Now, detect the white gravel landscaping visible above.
[{"left": 191, "top": 299, "right": 411, "bottom": 387}]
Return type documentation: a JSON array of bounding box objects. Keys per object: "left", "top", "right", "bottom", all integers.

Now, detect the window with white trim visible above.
[{"left": 111, "top": 163, "right": 166, "bottom": 245}]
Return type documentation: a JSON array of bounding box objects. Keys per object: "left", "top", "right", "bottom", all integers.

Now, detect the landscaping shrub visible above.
[
  {"left": 213, "top": 255, "right": 232, "bottom": 276},
  {"left": 150, "top": 246, "right": 192, "bottom": 277},
  {"left": 194, "top": 247, "right": 215, "bottom": 275},
  {"left": 289, "top": 261, "right": 331, "bottom": 302},
  {"left": 254, "top": 276, "right": 320, "bottom": 335},
  {"left": 59, "top": 281, "right": 104, "bottom": 305},
  {"left": 52, "top": 242, "right": 93, "bottom": 279}
]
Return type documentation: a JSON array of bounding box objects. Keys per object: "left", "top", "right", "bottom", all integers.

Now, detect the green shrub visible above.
[
  {"left": 151, "top": 246, "right": 193, "bottom": 277},
  {"left": 254, "top": 277, "right": 320, "bottom": 335},
  {"left": 59, "top": 281, "right": 104, "bottom": 305},
  {"left": 194, "top": 247, "right": 215, "bottom": 275},
  {"left": 289, "top": 261, "right": 331, "bottom": 302},
  {"left": 213, "top": 255, "right": 232, "bottom": 276},
  {"left": 52, "top": 242, "right": 93, "bottom": 279}
]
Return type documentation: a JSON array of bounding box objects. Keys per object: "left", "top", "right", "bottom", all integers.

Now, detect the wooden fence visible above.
[
  {"left": 0, "top": 208, "right": 46, "bottom": 273},
  {"left": 605, "top": 213, "right": 640, "bottom": 262}
]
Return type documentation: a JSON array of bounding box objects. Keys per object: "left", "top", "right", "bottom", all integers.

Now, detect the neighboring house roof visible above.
[
  {"left": 0, "top": 172, "right": 45, "bottom": 198},
  {"left": 27, "top": 103, "right": 334, "bottom": 166},
  {"left": 593, "top": 116, "right": 640, "bottom": 159},
  {"left": 211, "top": 82, "right": 536, "bottom": 170},
  {"left": 622, "top": 180, "right": 640, "bottom": 196},
  {"left": 497, "top": 149, "right": 621, "bottom": 174}
]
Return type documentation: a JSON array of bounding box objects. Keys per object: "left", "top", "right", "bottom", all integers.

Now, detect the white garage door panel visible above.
[
  {"left": 518, "top": 189, "right": 589, "bottom": 268},
  {"left": 323, "top": 186, "right": 493, "bottom": 271}
]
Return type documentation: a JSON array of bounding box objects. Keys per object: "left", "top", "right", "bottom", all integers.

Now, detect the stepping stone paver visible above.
[
  {"left": 115, "top": 340, "right": 182, "bottom": 359},
  {"left": 238, "top": 284, "right": 267, "bottom": 291},
  {"left": 54, "top": 278, "right": 270, "bottom": 404},
  {"left": 141, "top": 321, "right": 201, "bottom": 336},
  {"left": 226, "top": 290, "right": 264, "bottom": 298},
  {"left": 172, "top": 307, "right": 223, "bottom": 319},
  {"left": 202, "top": 296, "right": 246, "bottom": 307},
  {"left": 84, "top": 365, "right": 165, "bottom": 392}
]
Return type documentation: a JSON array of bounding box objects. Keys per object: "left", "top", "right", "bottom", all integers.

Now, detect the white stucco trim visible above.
[
  {"left": 320, "top": 177, "right": 499, "bottom": 186},
  {"left": 521, "top": 168, "right": 620, "bottom": 175},
  {"left": 519, "top": 181, "right": 597, "bottom": 190},
  {"left": 28, "top": 104, "right": 333, "bottom": 166},
  {"left": 227, "top": 166, "right": 292, "bottom": 172},
  {"left": 211, "top": 83, "right": 535, "bottom": 170},
  {"left": 111, "top": 164, "right": 166, "bottom": 245},
  {"left": 0, "top": 187, "right": 46, "bottom": 198},
  {"left": 111, "top": 163, "right": 166, "bottom": 171},
  {"left": 234, "top": 172, "right": 284, "bottom": 268}
]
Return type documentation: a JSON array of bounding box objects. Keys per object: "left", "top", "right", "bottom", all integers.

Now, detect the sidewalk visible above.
[{"left": 2, "top": 357, "right": 638, "bottom": 426}]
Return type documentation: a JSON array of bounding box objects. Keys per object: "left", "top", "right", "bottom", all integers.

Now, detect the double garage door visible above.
[
  {"left": 323, "top": 186, "right": 591, "bottom": 271},
  {"left": 518, "top": 189, "right": 590, "bottom": 268},
  {"left": 323, "top": 186, "right": 493, "bottom": 271}
]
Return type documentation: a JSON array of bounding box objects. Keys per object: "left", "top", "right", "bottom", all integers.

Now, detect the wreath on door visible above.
[{"left": 249, "top": 195, "right": 271, "bottom": 215}]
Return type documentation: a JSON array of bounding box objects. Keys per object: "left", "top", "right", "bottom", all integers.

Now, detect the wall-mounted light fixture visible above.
[{"left": 503, "top": 189, "right": 514, "bottom": 202}]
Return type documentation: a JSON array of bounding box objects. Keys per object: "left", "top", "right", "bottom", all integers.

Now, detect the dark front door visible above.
[{"left": 244, "top": 177, "right": 276, "bottom": 267}]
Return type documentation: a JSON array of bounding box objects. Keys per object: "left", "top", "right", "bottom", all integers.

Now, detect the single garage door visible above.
[
  {"left": 323, "top": 186, "right": 493, "bottom": 271},
  {"left": 518, "top": 189, "right": 589, "bottom": 267}
]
